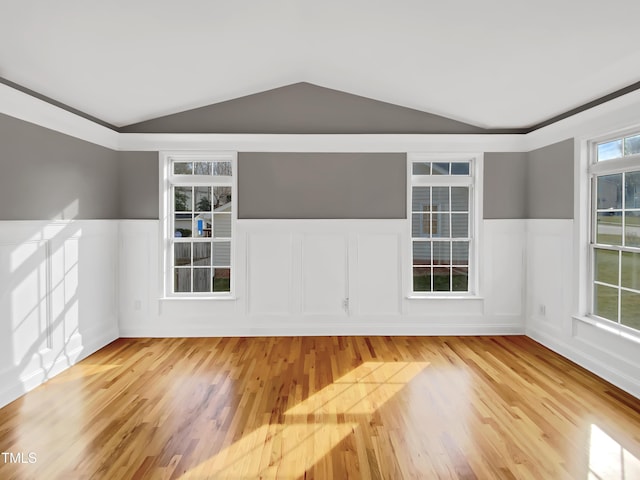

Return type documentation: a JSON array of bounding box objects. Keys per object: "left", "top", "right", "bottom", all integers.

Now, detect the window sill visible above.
[
  {"left": 161, "top": 295, "right": 237, "bottom": 301},
  {"left": 573, "top": 315, "right": 640, "bottom": 345},
  {"left": 406, "top": 295, "right": 483, "bottom": 300}
]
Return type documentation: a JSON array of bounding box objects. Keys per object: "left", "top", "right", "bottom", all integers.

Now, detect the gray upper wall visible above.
[
  {"left": 238, "top": 153, "right": 406, "bottom": 219},
  {"left": 0, "top": 113, "right": 120, "bottom": 220},
  {"left": 118, "top": 151, "right": 159, "bottom": 219},
  {"left": 527, "top": 139, "right": 574, "bottom": 219},
  {"left": 0, "top": 109, "right": 573, "bottom": 221},
  {"left": 119, "top": 149, "right": 566, "bottom": 221},
  {"left": 483, "top": 152, "right": 528, "bottom": 219},
  {"left": 121, "top": 83, "right": 492, "bottom": 134},
  {"left": 484, "top": 140, "right": 574, "bottom": 219},
  {"left": 0, "top": 113, "right": 160, "bottom": 220}
]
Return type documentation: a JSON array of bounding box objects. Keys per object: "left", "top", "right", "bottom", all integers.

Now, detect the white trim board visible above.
[
  {"left": 0, "top": 82, "right": 119, "bottom": 150},
  {"left": 3, "top": 81, "right": 640, "bottom": 153},
  {"left": 119, "top": 133, "right": 525, "bottom": 152},
  {"left": 119, "top": 321, "right": 524, "bottom": 338}
]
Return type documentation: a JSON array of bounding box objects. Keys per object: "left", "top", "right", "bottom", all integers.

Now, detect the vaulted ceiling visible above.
[{"left": 1, "top": 0, "right": 639, "bottom": 129}]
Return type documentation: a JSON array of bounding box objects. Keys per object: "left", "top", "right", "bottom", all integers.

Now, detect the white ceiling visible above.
[{"left": 1, "top": 0, "right": 639, "bottom": 129}]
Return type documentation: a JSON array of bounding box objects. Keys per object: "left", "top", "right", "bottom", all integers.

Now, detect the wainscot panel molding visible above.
[
  {"left": 0, "top": 220, "right": 120, "bottom": 408},
  {"left": 118, "top": 219, "right": 525, "bottom": 337}
]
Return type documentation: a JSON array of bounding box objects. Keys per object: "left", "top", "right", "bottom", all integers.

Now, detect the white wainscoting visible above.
[
  {"left": 525, "top": 219, "right": 640, "bottom": 398},
  {"left": 0, "top": 220, "right": 119, "bottom": 408},
  {"left": 118, "top": 219, "right": 525, "bottom": 337}
]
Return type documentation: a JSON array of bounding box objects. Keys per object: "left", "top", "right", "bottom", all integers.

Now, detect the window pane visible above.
[
  {"left": 193, "top": 243, "right": 211, "bottom": 266},
  {"left": 174, "top": 187, "right": 192, "bottom": 211},
  {"left": 174, "top": 268, "right": 191, "bottom": 292},
  {"left": 173, "top": 162, "right": 193, "bottom": 175},
  {"left": 594, "top": 284, "right": 618, "bottom": 322},
  {"left": 193, "top": 162, "right": 212, "bottom": 175},
  {"left": 413, "top": 267, "right": 431, "bottom": 292},
  {"left": 433, "top": 242, "right": 450, "bottom": 265},
  {"left": 174, "top": 214, "right": 193, "bottom": 238},
  {"left": 213, "top": 187, "right": 232, "bottom": 211},
  {"left": 624, "top": 134, "right": 640, "bottom": 156},
  {"left": 412, "top": 187, "right": 430, "bottom": 212},
  {"left": 621, "top": 290, "right": 640, "bottom": 330},
  {"left": 174, "top": 243, "right": 191, "bottom": 266},
  {"left": 597, "top": 140, "right": 623, "bottom": 161},
  {"left": 432, "top": 162, "right": 450, "bottom": 175},
  {"left": 596, "top": 212, "right": 622, "bottom": 245},
  {"left": 597, "top": 174, "right": 622, "bottom": 210},
  {"left": 452, "top": 241, "right": 469, "bottom": 265},
  {"left": 194, "top": 187, "right": 212, "bottom": 212},
  {"left": 212, "top": 161, "right": 232, "bottom": 176},
  {"left": 194, "top": 213, "right": 212, "bottom": 238},
  {"left": 625, "top": 171, "right": 640, "bottom": 209},
  {"left": 451, "top": 213, "right": 469, "bottom": 238},
  {"left": 594, "top": 249, "right": 619, "bottom": 286},
  {"left": 432, "top": 187, "right": 450, "bottom": 211},
  {"left": 451, "top": 187, "right": 469, "bottom": 211},
  {"left": 212, "top": 241, "right": 231, "bottom": 266},
  {"left": 412, "top": 163, "right": 431, "bottom": 175},
  {"left": 193, "top": 268, "right": 212, "bottom": 292},
  {"left": 412, "top": 213, "right": 430, "bottom": 238},
  {"left": 451, "top": 163, "right": 470, "bottom": 175},
  {"left": 452, "top": 267, "right": 468, "bottom": 291},
  {"left": 625, "top": 212, "right": 640, "bottom": 247},
  {"left": 622, "top": 252, "right": 640, "bottom": 290},
  {"left": 214, "top": 213, "right": 232, "bottom": 238},
  {"left": 432, "top": 211, "right": 450, "bottom": 237},
  {"left": 213, "top": 268, "right": 231, "bottom": 292},
  {"left": 433, "top": 267, "right": 450, "bottom": 291},
  {"left": 413, "top": 241, "right": 431, "bottom": 265}
]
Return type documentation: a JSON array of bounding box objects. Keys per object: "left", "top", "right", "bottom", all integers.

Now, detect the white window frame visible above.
[
  {"left": 407, "top": 153, "right": 483, "bottom": 298},
  {"left": 587, "top": 129, "right": 640, "bottom": 334},
  {"left": 160, "top": 151, "right": 237, "bottom": 299}
]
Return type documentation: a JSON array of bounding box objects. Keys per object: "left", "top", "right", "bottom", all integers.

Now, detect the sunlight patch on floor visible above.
[
  {"left": 180, "top": 361, "right": 429, "bottom": 479},
  {"left": 47, "top": 364, "right": 120, "bottom": 384},
  {"left": 286, "top": 361, "right": 429, "bottom": 417},
  {"left": 588, "top": 424, "right": 640, "bottom": 479}
]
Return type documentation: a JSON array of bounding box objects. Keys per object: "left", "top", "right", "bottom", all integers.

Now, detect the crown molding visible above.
[{"left": 525, "top": 88, "right": 640, "bottom": 151}]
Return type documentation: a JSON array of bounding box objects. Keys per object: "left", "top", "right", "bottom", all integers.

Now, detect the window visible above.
[
  {"left": 164, "top": 153, "right": 235, "bottom": 296},
  {"left": 590, "top": 132, "right": 640, "bottom": 331},
  {"left": 409, "top": 155, "right": 478, "bottom": 295}
]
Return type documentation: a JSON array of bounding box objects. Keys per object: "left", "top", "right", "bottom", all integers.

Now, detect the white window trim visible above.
[
  {"left": 574, "top": 126, "right": 640, "bottom": 340},
  {"left": 159, "top": 151, "right": 238, "bottom": 299},
  {"left": 406, "top": 152, "right": 483, "bottom": 298}
]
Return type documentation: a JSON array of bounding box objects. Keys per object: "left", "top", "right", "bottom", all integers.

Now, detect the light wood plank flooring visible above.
[{"left": 0, "top": 336, "right": 639, "bottom": 479}]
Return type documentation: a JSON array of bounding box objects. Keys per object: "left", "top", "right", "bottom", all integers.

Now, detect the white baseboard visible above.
[
  {"left": 526, "top": 326, "right": 640, "bottom": 399},
  {"left": 119, "top": 320, "right": 524, "bottom": 338}
]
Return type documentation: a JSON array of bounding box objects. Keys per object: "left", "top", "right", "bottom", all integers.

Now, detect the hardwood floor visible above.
[{"left": 0, "top": 336, "right": 638, "bottom": 479}]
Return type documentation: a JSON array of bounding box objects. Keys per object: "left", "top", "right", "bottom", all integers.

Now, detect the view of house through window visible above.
[
  {"left": 591, "top": 132, "right": 640, "bottom": 331},
  {"left": 168, "top": 156, "right": 234, "bottom": 295}
]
